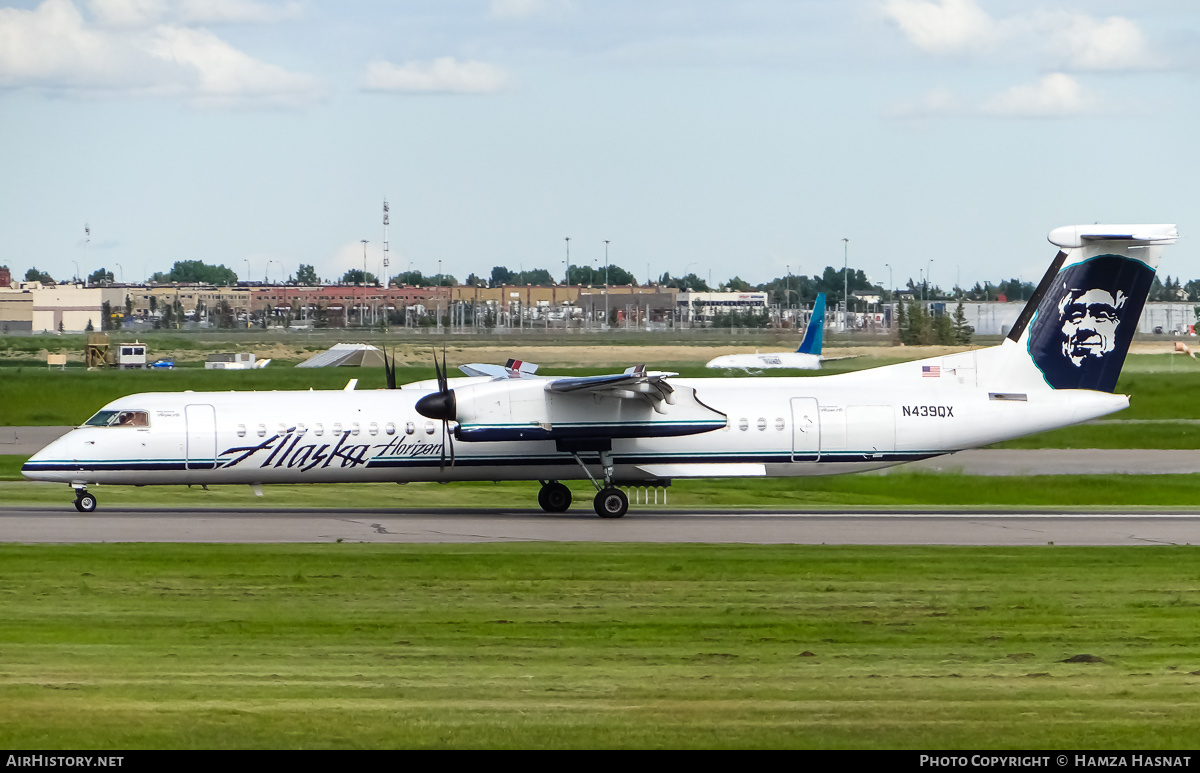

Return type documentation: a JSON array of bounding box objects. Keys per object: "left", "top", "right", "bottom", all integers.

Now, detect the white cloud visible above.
[
  {"left": 1044, "top": 12, "right": 1155, "bottom": 72},
  {"left": 87, "top": 0, "right": 167, "bottom": 28},
  {"left": 879, "top": 0, "right": 995, "bottom": 56},
  {"left": 881, "top": 0, "right": 1159, "bottom": 72},
  {"left": 87, "top": 0, "right": 302, "bottom": 28},
  {"left": 488, "top": 0, "right": 571, "bottom": 19},
  {"left": 362, "top": 57, "right": 509, "bottom": 94},
  {"left": 330, "top": 240, "right": 386, "bottom": 284},
  {"left": 147, "top": 25, "right": 322, "bottom": 106},
  {"left": 0, "top": 0, "right": 321, "bottom": 105},
  {"left": 0, "top": 0, "right": 144, "bottom": 89},
  {"left": 980, "top": 73, "right": 1097, "bottom": 118},
  {"left": 886, "top": 75, "right": 1100, "bottom": 120}
]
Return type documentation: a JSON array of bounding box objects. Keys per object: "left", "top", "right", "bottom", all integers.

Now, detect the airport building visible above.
[
  {"left": 676, "top": 291, "right": 770, "bottom": 324},
  {"left": 0, "top": 273, "right": 1194, "bottom": 337},
  {"left": 0, "top": 283, "right": 130, "bottom": 333}
]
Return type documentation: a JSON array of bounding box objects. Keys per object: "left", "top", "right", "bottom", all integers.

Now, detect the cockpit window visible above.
[{"left": 84, "top": 409, "right": 150, "bottom": 427}]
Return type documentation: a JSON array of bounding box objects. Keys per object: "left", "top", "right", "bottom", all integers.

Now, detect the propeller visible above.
[
  {"left": 414, "top": 348, "right": 456, "bottom": 469},
  {"left": 382, "top": 347, "right": 397, "bottom": 389}
]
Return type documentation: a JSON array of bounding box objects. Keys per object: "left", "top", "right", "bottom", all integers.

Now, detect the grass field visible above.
[{"left": 1, "top": 543, "right": 1198, "bottom": 749}]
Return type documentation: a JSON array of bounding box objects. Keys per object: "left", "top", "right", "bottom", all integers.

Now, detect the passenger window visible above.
[
  {"left": 757, "top": 418, "right": 767, "bottom": 432},
  {"left": 738, "top": 418, "right": 749, "bottom": 432},
  {"left": 257, "top": 424, "right": 266, "bottom": 437},
  {"left": 333, "top": 423, "right": 343, "bottom": 435},
  {"left": 315, "top": 423, "right": 324, "bottom": 437},
  {"left": 406, "top": 422, "right": 415, "bottom": 435},
  {"left": 425, "top": 421, "right": 435, "bottom": 435},
  {"left": 351, "top": 422, "right": 360, "bottom": 436},
  {"left": 385, "top": 422, "right": 396, "bottom": 436},
  {"left": 369, "top": 422, "right": 378, "bottom": 436},
  {"left": 237, "top": 424, "right": 246, "bottom": 438},
  {"left": 775, "top": 418, "right": 785, "bottom": 431}
]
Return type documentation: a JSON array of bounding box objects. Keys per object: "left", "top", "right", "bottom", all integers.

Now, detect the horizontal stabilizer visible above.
[{"left": 1047, "top": 224, "right": 1178, "bottom": 248}]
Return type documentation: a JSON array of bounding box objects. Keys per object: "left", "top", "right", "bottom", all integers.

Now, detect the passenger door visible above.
[
  {"left": 185, "top": 404, "right": 217, "bottom": 470},
  {"left": 789, "top": 398, "right": 820, "bottom": 461}
]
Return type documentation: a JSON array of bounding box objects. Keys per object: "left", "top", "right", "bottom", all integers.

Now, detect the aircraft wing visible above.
[
  {"left": 441, "top": 360, "right": 723, "bottom": 442},
  {"left": 461, "top": 362, "right": 678, "bottom": 409}
]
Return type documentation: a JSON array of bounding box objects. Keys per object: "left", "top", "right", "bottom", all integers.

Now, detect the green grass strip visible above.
[
  {"left": 6, "top": 462, "right": 1200, "bottom": 510},
  {"left": 0, "top": 543, "right": 1198, "bottom": 749}
]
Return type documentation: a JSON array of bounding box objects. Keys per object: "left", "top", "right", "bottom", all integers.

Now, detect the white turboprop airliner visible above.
[
  {"left": 706, "top": 293, "right": 828, "bottom": 370},
  {"left": 24, "top": 224, "right": 1176, "bottom": 518}
]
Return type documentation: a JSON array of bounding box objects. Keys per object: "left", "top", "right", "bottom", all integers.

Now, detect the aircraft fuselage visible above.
[{"left": 23, "top": 369, "right": 1126, "bottom": 488}]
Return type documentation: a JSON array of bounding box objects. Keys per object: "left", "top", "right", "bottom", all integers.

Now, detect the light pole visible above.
[
  {"left": 842, "top": 238, "right": 849, "bottom": 332},
  {"left": 926, "top": 259, "right": 934, "bottom": 301},
  {"left": 884, "top": 263, "right": 893, "bottom": 300},
  {"left": 360, "top": 240, "right": 370, "bottom": 326},
  {"left": 604, "top": 240, "right": 610, "bottom": 327},
  {"left": 564, "top": 237, "right": 571, "bottom": 285}
]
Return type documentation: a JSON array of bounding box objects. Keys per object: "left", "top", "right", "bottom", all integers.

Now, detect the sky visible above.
[{"left": 2, "top": 0, "right": 1199, "bottom": 291}]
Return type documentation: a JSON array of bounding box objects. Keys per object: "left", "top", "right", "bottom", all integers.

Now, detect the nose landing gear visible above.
[{"left": 73, "top": 488, "right": 97, "bottom": 513}]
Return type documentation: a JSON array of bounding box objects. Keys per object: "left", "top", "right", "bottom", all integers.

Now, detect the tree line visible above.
[{"left": 15, "top": 260, "right": 1200, "bottom": 311}]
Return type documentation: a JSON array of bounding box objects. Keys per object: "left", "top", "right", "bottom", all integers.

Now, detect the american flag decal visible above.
[{"left": 922, "top": 365, "right": 941, "bottom": 378}]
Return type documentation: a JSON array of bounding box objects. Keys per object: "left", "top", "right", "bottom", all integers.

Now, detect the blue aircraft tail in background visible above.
[{"left": 797, "top": 293, "right": 826, "bottom": 355}]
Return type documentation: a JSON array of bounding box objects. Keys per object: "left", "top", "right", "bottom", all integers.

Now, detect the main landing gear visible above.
[
  {"left": 537, "top": 479, "right": 629, "bottom": 518},
  {"left": 73, "top": 487, "right": 97, "bottom": 513},
  {"left": 537, "top": 481, "right": 572, "bottom": 513},
  {"left": 538, "top": 449, "right": 634, "bottom": 519}
]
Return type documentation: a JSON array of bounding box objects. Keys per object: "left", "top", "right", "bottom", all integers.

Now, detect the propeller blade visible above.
[
  {"left": 383, "top": 348, "right": 396, "bottom": 389},
  {"left": 437, "top": 347, "right": 449, "bottom": 393},
  {"left": 440, "top": 417, "right": 447, "bottom": 471}
]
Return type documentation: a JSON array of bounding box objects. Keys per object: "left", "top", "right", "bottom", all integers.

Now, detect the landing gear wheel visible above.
[
  {"left": 594, "top": 487, "right": 628, "bottom": 519},
  {"left": 74, "top": 493, "right": 97, "bottom": 513},
  {"left": 538, "top": 481, "right": 572, "bottom": 513}
]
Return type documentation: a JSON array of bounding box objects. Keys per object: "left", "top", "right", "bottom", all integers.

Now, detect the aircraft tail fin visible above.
[
  {"left": 797, "top": 293, "right": 826, "bottom": 355},
  {"left": 1005, "top": 224, "right": 1176, "bottom": 392}
]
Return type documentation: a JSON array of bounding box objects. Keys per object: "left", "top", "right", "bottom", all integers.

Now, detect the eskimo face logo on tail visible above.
[
  {"left": 1028, "top": 254, "right": 1154, "bottom": 392},
  {"left": 1059, "top": 288, "right": 1126, "bottom": 366}
]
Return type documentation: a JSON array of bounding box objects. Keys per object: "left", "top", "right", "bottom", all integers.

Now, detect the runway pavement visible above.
[{"left": 3, "top": 507, "right": 1200, "bottom": 545}]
